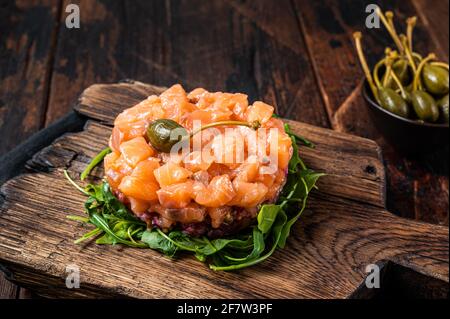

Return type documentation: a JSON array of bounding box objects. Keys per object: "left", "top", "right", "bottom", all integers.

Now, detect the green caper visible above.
[
  {"left": 382, "top": 59, "right": 410, "bottom": 89},
  {"left": 378, "top": 87, "right": 410, "bottom": 118},
  {"left": 422, "top": 64, "right": 449, "bottom": 95},
  {"left": 437, "top": 94, "right": 449, "bottom": 124},
  {"left": 146, "top": 119, "right": 188, "bottom": 153},
  {"left": 411, "top": 91, "right": 440, "bottom": 122},
  {"left": 392, "top": 59, "right": 410, "bottom": 85}
]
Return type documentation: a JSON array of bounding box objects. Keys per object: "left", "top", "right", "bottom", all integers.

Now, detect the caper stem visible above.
[
  {"left": 430, "top": 61, "right": 450, "bottom": 70},
  {"left": 413, "top": 53, "right": 437, "bottom": 91},
  {"left": 401, "top": 35, "right": 417, "bottom": 74},
  {"left": 382, "top": 50, "right": 400, "bottom": 87},
  {"left": 373, "top": 58, "right": 386, "bottom": 88},
  {"left": 188, "top": 120, "right": 261, "bottom": 139},
  {"left": 391, "top": 71, "right": 408, "bottom": 100},
  {"left": 406, "top": 17, "right": 417, "bottom": 52},
  {"left": 353, "top": 32, "right": 380, "bottom": 103},
  {"left": 383, "top": 59, "right": 394, "bottom": 88},
  {"left": 377, "top": 8, "right": 404, "bottom": 54},
  {"left": 386, "top": 11, "right": 404, "bottom": 54},
  {"left": 412, "top": 52, "right": 423, "bottom": 61}
]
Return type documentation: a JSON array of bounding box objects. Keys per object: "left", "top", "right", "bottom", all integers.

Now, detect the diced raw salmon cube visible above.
[
  {"left": 153, "top": 162, "right": 192, "bottom": 187},
  {"left": 183, "top": 151, "right": 214, "bottom": 172},
  {"left": 157, "top": 181, "right": 194, "bottom": 209},
  {"left": 195, "top": 175, "right": 236, "bottom": 207},
  {"left": 119, "top": 136, "right": 155, "bottom": 167},
  {"left": 166, "top": 205, "right": 206, "bottom": 223},
  {"left": 246, "top": 101, "right": 274, "bottom": 124},
  {"left": 160, "top": 85, "right": 196, "bottom": 121},
  {"left": 118, "top": 176, "right": 159, "bottom": 201},
  {"left": 230, "top": 181, "right": 268, "bottom": 208},
  {"left": 131, "top": 158, "right": 160, "bottom": 184},
  {"left": 129, "top": 198, "right": 151, "bottom": 215}
]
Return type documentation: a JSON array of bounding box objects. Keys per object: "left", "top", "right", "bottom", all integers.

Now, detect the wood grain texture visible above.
[
  {"left": 413, "top": 0, "right": 449, "bottom": 61},
  {"left": 0, "top": 0, "right": 61, "bottom": 155},
  {"left": 0, "top": 0, "right": 62, "bottom": 298},
  {"left": 45, "top": 0, "right": 329, "bottom": 127},
  {"left": 293, "top": 0, "right": 449, "bottom": 225},
  {"left": 0, "top": 82, "right": 447, "bottom": 299}
]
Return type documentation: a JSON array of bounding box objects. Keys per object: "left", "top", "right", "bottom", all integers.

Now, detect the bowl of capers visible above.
[{"left": 354, "top": 8, "right": 449, "bottom": 154}]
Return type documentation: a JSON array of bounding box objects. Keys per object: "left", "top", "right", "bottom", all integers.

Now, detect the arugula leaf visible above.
[
  {"left": 80, "top": 147, "right": 111, "bottom": 181},
  {"left": 141, "top": 229, "right": 177, "bottom": 256},
  {"left": 278, "top": 171, "right": 324, "bottom": 248},
  {"left": 222, "top": 228, "right": 265, "bottom": 263},
  {"left": 257, "top": 205, "right": 281, "bottom": 234}
]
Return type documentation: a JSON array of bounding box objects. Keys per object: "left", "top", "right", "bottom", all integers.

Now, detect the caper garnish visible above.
[
  {"left": 392, "top": 59, "right": 410, "bottom": 85},
  {"left": 354, "top": 9, "right": 449, "bottom": 125},
  {"left": 146, "top": 119, "right": 261, "bottom": 153},
  {"left": 410, "top": 54, "right": 440, "bottom": 122},
  {"left": 411, "top": 91, "right": 440, "bottom": 122},
  {"left": 147, "top": 119, "right": 188, "bottom": 153},
  {"left": 378, "top": 87, "right": 410, "bottom": 117},
  {"left": 422, "top": 64, "right": 449, "bottom": 96}
]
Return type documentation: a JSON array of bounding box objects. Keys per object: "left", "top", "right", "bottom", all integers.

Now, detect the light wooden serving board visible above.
[{"left": 0, "top": 81, "right": 448, "bottom": 298}]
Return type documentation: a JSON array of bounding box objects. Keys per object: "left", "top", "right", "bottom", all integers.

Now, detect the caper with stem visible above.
[
  {"left": 410, "top": 54, "right": 440, "bottom": 122},
  {"left": 353, "top": 32, "right": 409, "bottom": 118},
  {"left": 380, "top": 50, "right": 410, "bottom": 88},
  {"left": 380, "top": 56, "right": 410, "bottom": 117},
  {"left": 146, "top": 119, "right": 261, "bottom": 153}
]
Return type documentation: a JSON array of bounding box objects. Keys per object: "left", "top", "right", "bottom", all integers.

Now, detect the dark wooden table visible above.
[{"left": 0, "top": 0, "right": 448, "bottom": 299}]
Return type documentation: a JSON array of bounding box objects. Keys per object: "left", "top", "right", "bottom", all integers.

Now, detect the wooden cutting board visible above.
[{"left": 0, "top": 81, "right": 448, "bottom": 299}]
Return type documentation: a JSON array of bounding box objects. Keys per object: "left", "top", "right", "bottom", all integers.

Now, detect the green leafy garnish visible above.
[
  {"left": 65, "top": 124, "right": 323, "bottom": 271},
  {"left": 80, "top": 147, "right": 111, "bottom": 181}
]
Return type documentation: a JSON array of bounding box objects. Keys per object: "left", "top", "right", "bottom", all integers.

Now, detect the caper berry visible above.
[
  {"left": 378, "top": 87, "right": 410, "bottom": 118},
  {"left": 382, "top": 59, "right": 410, "bottom": 89},
  {"left": 146, "top": 119, "right": 188, "bottom": 153},
  {"left": 422, "top": 64, "right": 449, "bottom": 95},
  {"left": 437, "top": 94, "right": 449, "bottom": 124},
  {"left": 392, "top": 59, "right": 410, "bottom": 85},
  {"left": 411, "top": 91, "right": 440, "bottom": 122}
]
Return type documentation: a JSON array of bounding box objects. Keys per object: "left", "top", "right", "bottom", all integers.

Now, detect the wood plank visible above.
[
  {"left": 0, "top": 121, "right": 447, "bottom": 299},
  {"left": 413, "top": 0, "right": 449, "bottom": 61},
  {"left": 293, "top": 0, "right": 449, "bottom": 225},
  {"left": 45, "top": 0, "right": 329, "bottom": 128},
  {"left": 0, "top": 0, "right": 62, "bottom": 298},
  {"left": 0, "top": 273, "right": 18, "bottom": 299},
  {"left": 0, "top": 0, "right": 61, "bottom": 155}
]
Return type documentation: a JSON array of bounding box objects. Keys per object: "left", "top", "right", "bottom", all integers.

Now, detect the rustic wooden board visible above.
[{"left": 0, "top": 82, "right": 448, "bottom": 299}]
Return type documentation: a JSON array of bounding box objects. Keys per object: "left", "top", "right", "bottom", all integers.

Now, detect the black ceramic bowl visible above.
[{"left": 362, "top": 81, "right": 449, "bottom": 154}]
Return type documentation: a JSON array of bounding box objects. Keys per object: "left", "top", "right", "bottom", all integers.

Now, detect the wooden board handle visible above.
[{"left": 359, "top": 208, "right": 448, "bottom": 282}]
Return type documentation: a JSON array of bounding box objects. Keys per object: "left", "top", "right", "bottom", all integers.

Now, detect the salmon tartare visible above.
[{"left": 103, "top": 84, "right": 293, "bottom": 238}]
